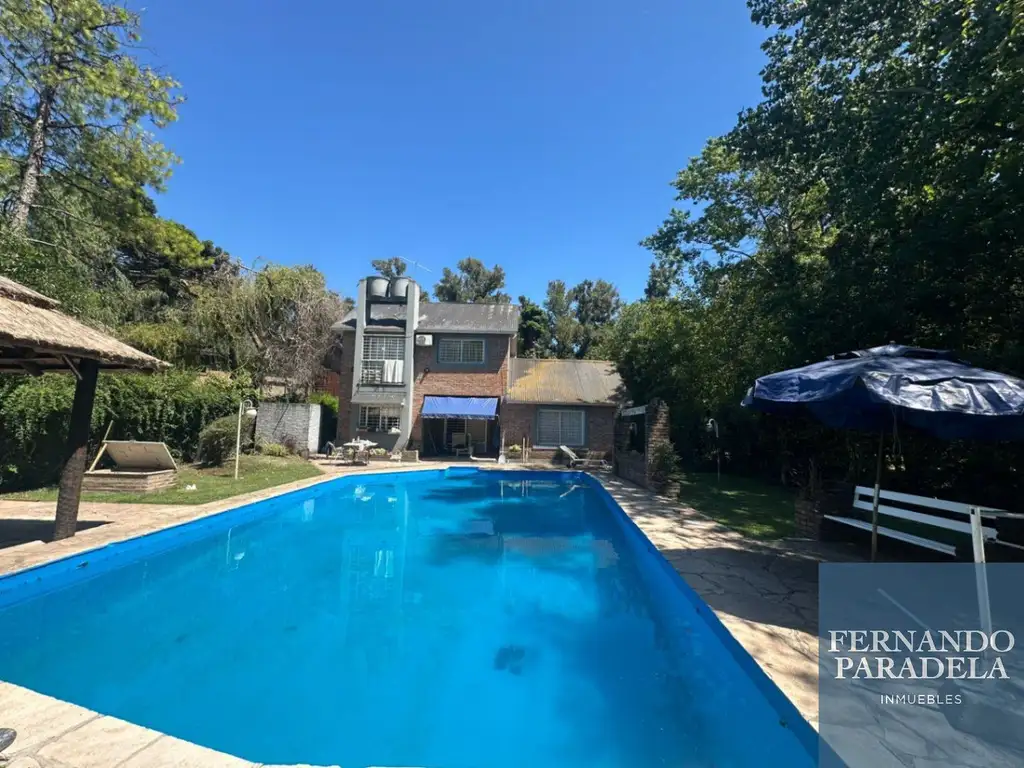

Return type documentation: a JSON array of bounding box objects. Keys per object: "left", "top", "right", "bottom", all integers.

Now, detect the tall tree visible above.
[
  {"left": 540, "top": 278, "right": 622, "bottom": 359},
  {"left": 191, "top": 265, "right": 346, "bottom": 393},
  {"left": 371, "top": 256, "right": 407, "bottom": 279},
  {"left": 620, "top": 0, "right": 1024, "bottom": 503},
  {"left": 0, "top": 0, "right": 181, "bottom": 233},
  {"left": 517, "top": 295, "right": 549, "bottom": 357},
  {"left": 572, "top": 279, "right": 622, "bottom": 358},
  {"left": 114, "top": 212, "right": 207, "bottom": 308},
  {"left": 544, "top": 279, "right": 578, "bottom": 358},
  {"left": 644, "top": 260, "right": 678, "bottom": 300},
  {"left": 433, "top": 257, "right": 509, "bottom": 303}
]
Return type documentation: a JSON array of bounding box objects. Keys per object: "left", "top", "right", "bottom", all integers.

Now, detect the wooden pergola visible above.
[{"left": 0, "top": 276, "right": 167, "bottom": 539}]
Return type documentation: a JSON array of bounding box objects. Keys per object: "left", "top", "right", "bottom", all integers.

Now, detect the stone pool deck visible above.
[{"left": 0, "top": 463, "right": 842, "bottom": 765}]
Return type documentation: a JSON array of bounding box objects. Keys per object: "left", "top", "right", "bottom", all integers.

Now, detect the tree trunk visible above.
[
  {"left": 10, "top": 89, "right": 54, "bottom": 232},
  {"left": 53, "top": 359, "right": 100, "bottom": 541}
]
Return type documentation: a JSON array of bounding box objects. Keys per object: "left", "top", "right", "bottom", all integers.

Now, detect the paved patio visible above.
[{"left": 0, "top": 463, "right": 844, "bottom": 765}]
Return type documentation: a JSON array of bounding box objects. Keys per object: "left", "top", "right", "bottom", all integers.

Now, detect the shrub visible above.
[
  {"left": 308, "top": 392, "right": 339, "bottom": 417},
  {"left": 199, "top": 414, "right": 254, "bottom": 466},
  {"left": 648, "top": 441, "right": 680, "bottom": 486},
  {"left": 369, "top": 447, "right": 388, "bottom": 456},
  {"left": 260, "top": 442, "right": 291, "bottom": 457},
  {"left": 0, "top": 371, "right": 246, "bottom": 490},
  {"left": 507, "top": 444, "right": 522, "bottom": 454}
]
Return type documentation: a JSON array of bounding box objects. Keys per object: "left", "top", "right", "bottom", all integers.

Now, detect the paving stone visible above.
[
  {"left": 0, "top": 682, "right": 97, "bottom": 755},
  {"left": 37, "top": 716, "right": 160, "bottom": 768},
  {"left": 119, "top": 735, "right": 256, "bottom": 767}
]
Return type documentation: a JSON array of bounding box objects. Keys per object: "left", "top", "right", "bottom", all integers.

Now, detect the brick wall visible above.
[
  {"left": 410, "top": 334, "right": 510, "bottom": 442},
  {"left": 314, "top": 369, "right": 342, "bottom": 398},
  {"left": 502, "top": 402, "right": 616, "bottom": 462}
]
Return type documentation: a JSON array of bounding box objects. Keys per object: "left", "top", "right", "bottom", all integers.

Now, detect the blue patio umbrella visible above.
[{"left": 742, "top": 344, "right": 1024, "bottom": 558}]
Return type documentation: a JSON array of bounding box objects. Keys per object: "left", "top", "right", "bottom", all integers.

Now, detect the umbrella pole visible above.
[{"left": 870, "top": 431, "right": 884, "bottom": 562}]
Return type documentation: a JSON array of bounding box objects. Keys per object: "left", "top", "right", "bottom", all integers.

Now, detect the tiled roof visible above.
[
  {"left": 333, "top": 302, "right": 520, "bottom": 334},
  {"left": 505, "top": 358, "right": 625, "bottom": 405}
]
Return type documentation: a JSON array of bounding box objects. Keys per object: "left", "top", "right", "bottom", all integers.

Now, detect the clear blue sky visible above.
[{"left": 139, "top": 1, "right": 767, "bottom": 302}]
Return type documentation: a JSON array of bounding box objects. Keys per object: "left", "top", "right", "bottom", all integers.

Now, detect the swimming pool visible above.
[{"left": 0, "top": 469, "right": 815, "bottom": 767}]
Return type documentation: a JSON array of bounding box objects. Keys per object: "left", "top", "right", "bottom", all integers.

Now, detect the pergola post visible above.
[{"left": 53, "top": 358, "right": 100, "bottom": 541}]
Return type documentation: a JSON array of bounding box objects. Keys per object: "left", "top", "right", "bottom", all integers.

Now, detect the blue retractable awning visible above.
[{"left": 422, "top": 396, "right": 498, "bottom": 419}]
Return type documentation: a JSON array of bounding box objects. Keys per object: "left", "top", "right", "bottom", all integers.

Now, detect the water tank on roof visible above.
[
  {"left": 367, "top": 276, "right": 389, "bottom": 300},
  {"left": 390, "top": 277, "right": 411, "bottom": 300}
]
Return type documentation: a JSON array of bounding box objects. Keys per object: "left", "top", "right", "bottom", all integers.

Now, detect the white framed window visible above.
[
  {"left": 358, "top": 405, "right": 401, "bottom": 432},
  {"left": 536, "top": 409, "right": 585, "bottom": 447},
  {"left": 437, "top": 337, "right": 485, "bottom": 364},
  {"left": 361, "top": 335, "right": 405, "bottom": 384}
]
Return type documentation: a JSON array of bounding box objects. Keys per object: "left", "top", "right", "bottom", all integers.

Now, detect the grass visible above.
[
  {"left": 675, "top": 471, "right": 798, "bottom": 540},
  {"left": 1, "top": 454, "right": 323, "bottom": 505}
]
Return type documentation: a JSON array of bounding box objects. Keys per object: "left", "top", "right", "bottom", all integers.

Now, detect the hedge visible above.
[{"left": 0, "top": 371, "right": 247, "bottom": 490}]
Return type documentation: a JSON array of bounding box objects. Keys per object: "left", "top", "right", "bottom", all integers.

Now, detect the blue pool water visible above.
[{"left": 0, "top": 470, "right": 814, "bottom": 767}]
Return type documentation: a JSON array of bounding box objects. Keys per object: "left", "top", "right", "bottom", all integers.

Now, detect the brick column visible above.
[{"left": 644, "top": 399, "right": 671, "bottom": 489}]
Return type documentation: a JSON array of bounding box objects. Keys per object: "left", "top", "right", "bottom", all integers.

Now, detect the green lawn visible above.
[
  {"left": 1, "top": 454, "right": 323, "bottom": 505},
  {"left": 676, "top": 471, "right": 798, "bottom": 540}
]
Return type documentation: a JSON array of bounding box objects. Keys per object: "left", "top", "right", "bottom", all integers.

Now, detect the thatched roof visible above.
[{"left": 0, "top": 275, "right": 168, "bottom": 373}]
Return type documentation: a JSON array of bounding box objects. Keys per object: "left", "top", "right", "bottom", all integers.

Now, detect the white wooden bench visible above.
[{"left": 825, "top": 486, "right": 1011, "bottom": 557}]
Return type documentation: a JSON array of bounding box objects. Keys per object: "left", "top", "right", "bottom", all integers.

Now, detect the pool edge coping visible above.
[{"left": 585, "top": 473, "right": 820, "bottom": 760}]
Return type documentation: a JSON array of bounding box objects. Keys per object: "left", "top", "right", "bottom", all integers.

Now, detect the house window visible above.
[
  {"left": 437, "top": 338, "right": 485, "bottom": 364},
  {"left": 361, "top": 335, "right": 405, "bottom": 385},
  {"left": 358, "top": 405, "right": 401, "bottom": 432},
  {"left": 536, "top": 409, "right": 585, "bottom": 447}
]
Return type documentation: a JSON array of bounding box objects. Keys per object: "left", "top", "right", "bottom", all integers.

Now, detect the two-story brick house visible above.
[{"left": 330, "top": 276, "right": 623, "bottom": 459}]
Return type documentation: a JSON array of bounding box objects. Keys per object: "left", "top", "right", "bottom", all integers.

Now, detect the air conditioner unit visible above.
[{"left": 415, "top": 334, "right": 433, "bottom": 347}]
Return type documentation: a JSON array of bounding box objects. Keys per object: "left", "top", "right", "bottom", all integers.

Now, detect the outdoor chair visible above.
[
  {"left": 451, "top": 433, "right": 473, "bottom": 457},
  {"left": 560, "top": 446, "right": 610, "bottom": 470}
]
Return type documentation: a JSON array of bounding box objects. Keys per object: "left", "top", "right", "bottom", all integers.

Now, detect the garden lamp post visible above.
[{"left": 235, "top": 398, "right": 258, "bottom": 480}]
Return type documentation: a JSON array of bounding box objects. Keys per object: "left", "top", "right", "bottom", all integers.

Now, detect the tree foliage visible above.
[
  {"left": 516, "top": 294, "right": 549, "bottom": 357},
  {"left": 371, "top": 256, "right": 406, "bottom": 279},
  {"left": 0, "top": 0, "right": 182, "bottom": 232},
  {"left": 616, "top": 0, "right": 1024, "bottom": 506},
  {"left": 189, "top": 264, "right": 347, "bottom": 394},
  {"left": 0, "top": 2, "right": 346, "bottom": 484},
  {"left": 432, "top": 258, "right": 510, "bottom": 303},
  {"left": 528, "top": 278, "right": 622, "bottom": 359}
]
